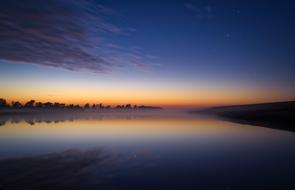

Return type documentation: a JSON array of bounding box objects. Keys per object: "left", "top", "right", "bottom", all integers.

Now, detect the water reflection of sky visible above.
[
  {"left": 0, "top": 111, "right": 294, "bottom": 158},
  {"left": 0, "top": 111, "right": 295, "bottom": 189}
]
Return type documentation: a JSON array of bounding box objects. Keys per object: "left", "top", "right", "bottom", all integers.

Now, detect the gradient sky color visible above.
[{"left": 0, "top": 0, "right": 295, "bottom": 108}]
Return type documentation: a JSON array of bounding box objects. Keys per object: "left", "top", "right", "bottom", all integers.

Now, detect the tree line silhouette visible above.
[{"left": 0, "top": 98, "right": 161, "bottom": 110}]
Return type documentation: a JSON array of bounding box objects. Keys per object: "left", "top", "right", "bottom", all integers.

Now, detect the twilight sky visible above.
[{"left": 0, "top": 0, "right": 294, "bottom": 108}]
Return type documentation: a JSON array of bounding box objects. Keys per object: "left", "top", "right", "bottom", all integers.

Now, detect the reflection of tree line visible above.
[
  {"left": 0, "top": 98, "right": 161, "bottom": 110},
  {"left": 0, "top": 119, "right": 66, "bottom": 126},
  {"left": 0, "top": 113, "right": 153, "bottom": 127}
]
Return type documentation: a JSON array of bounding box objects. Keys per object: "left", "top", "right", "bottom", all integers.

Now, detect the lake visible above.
[{"left": 0, "top": 110, "right": 295, "bottom": 190}]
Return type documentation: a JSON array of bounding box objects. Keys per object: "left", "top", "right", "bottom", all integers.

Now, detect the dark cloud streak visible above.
[{"left": 0, "top": 0, "right": 148, "bottom": 73}]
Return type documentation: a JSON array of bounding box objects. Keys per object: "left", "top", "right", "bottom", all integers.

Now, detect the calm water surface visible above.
[{"left": 0, "top": 110, "right": 294, "bottom": 190}]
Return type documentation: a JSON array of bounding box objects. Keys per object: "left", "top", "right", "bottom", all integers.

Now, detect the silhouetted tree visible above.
[
  {"left": 0, "top": 98, "right": 8, "bottom": 107},
  {"left": 54, "top": 102, "right": 65, "bottom": 108},
  {"left": 35, "top": 102, "right": 44, "bottom": 108},
  {"left": 98, "top": 103, "right": 102, "bottom": 109},
  {"left": 92, "top": 104, "right": 97, "bottom": 109},
  {"left": 44, "top": 102, "right": 53, "bottom": 108},
  {"left": 125, "top": 104, "right": 132, "bottom": 109},
  {"left": 84, "top": 103, "right": 90, "bottom": 109},
  {"left": 74, "top": 105, "right": 81, "bottom": 109},
  {"left": 25, "top": 100, "right": 35, "bottom": 108},
  {"left": 59, "top": 103, "right": 66, "bottom": 108},
  {"left": 12, "top": 101, "right": 22, "bottom": 109}
]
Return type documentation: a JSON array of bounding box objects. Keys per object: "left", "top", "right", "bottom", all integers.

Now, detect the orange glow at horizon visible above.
[{"left": 1, "top": 83, "right": 294, "bottom": 108}]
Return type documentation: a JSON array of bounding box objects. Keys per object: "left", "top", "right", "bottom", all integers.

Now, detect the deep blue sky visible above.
[{"left": 0, "top": 0, "right": 294, "bottom": 106}]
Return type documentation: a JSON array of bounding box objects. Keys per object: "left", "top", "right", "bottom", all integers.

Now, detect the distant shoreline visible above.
[
  {"left": 0, "top": 98, "right": 162, "bottom": 114},
  {"left": 192, "top": 101, "right": 295, "bottom": 132}
]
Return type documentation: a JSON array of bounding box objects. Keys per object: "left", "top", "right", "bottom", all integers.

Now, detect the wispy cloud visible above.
[
  {"left": 0, "top": 0, "right": 155, "bottom": 73},
  {"left": 185, "top": 3, "right": 214, "bottom": 19}
]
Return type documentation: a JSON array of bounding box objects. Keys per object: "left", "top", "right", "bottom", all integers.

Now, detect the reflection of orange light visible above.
[{"left": 0, "top": 114, "right": 260, "bottom": 140}]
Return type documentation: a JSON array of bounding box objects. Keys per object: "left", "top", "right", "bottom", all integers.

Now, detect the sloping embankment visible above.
[{"left": 193, "top": 101, "right": 295, "bottom": 132}]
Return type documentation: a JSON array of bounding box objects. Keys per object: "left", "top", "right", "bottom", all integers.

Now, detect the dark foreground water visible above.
[{"left": 0, "top": 110, "right": 295, "bottom": 190}]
